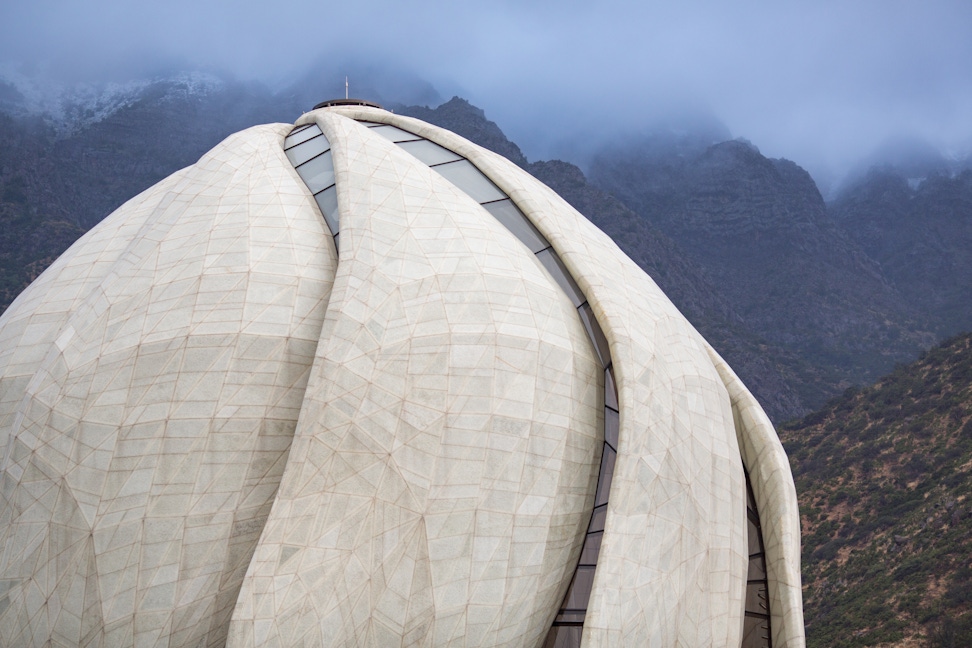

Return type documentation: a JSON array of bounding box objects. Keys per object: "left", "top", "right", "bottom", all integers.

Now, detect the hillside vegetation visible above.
[{"left": 781, "top": 333, "right": 972, "bottom": 647}]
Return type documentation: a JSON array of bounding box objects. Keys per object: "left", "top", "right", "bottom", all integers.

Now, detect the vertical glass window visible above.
[
  {"left": 286, "top": 134, "right": 330, "bottom": 166},
  {"left": 543, "top": 626, "right": 582, "bottom": 648},
  {"left": 742, "top": 473, "right": 772, "bottom": 648},
  {"left": 578, "top": 304, "right": 611, "bottom": 368},
  {"left": 314, "top": 186, "right": 339, "bottom": 236},
  {"left": 285, "top": 124, "right": 339, "bottom": 245},
  {"left": 432, "top": 159, "right": 507, "bottom": 203},
  {"left": 483, "top": 199, "right": 550, "bottom": 254},
  {"left": 594, "top": 446, "right": 617, "bottom": 507},
  {"left": 284, "top": 124, "right": 320, "bottom": 149},
  {"left": 369, "top": 124, "right": 423, "bottom": 143},
  {"left": 397, "top": 139, "right": 464, "bottom": 166},
  {"left": 605, "top": 367, "right": 619, "bottom": 411},
  {"left": 536, "top": 248, "right": 586, "bottom": 308},
  {"left": 604, "top": 407, "right": 619, "bottom": 450},
  {"left": 297, "top": 151, "right": 335, "bottom": 194}
]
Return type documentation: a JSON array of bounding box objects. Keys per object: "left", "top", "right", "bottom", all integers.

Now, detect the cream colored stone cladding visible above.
[{"left": 0, "top": 104, "right": 804, "bottom": 647}]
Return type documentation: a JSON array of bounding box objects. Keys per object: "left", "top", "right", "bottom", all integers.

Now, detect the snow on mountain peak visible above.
[{"left": 0, "top": 66, "right": 226, "bottom": 134}]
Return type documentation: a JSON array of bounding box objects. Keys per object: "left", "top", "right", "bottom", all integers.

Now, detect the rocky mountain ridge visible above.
[
  {"left": 832, "top": 169, "right": 972, "bottom": 338},
  {"left": 2, "top": 81, "right": 972, "bottom": 421},
  {"left": 587, "top": 132, "right": 972, "bottom": 415},
  {"left": 0, "top": 69, "right": 231, "bottom": 136}
]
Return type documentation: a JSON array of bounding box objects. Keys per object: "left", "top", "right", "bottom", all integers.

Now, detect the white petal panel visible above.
[
  {"left": 227, "top": 113, "right": 601, "bottom": 648},
  {"left": 0, "top": 124, "right": 336, "bottom": 647},
  {"left": 705, "top": 345, "right": 806, "bottom": 648},
  {"left": 320, "top": 105, "right": 803, "bottom": 647}
]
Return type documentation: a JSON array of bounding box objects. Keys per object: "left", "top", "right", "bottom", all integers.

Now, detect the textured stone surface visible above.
[
  {"left": 227, "top": 110, "right": 601, "bottom": 648},
  {"left": 0, "top": 106, "right": 804, "bottom": 647},
  {"left": 706, "top": 346, "right": 806, "bottom": 648},
  {"left": 0, "top": 124, "right": 335, "bottom": 647}
]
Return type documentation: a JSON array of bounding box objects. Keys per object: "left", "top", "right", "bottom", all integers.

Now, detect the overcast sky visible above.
[{"left": 2, "top": 0, "right": 972, "bottom": 185}]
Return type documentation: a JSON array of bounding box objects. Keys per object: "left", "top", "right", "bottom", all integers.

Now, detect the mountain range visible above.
[
  {"left": 1, "top": 70, "right": 971, "bottom": 424},
  {"left": 400, "top": 97, "right": 972, "bottom": 422}
]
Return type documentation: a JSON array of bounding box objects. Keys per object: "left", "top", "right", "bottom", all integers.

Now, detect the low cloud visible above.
[{"left": 3, "top": 0, "right": 971, "bottom": 183}]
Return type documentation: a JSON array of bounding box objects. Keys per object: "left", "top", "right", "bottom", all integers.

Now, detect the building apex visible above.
[{"left": 312, "top": 98, "right": 384, "bottom": 110}]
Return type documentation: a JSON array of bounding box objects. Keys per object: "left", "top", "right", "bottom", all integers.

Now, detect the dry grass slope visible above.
[{"left": 781, "top": 333, "right": 972, "bottom": 647}]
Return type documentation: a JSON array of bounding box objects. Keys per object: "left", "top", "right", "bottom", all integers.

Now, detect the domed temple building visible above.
[{"left": 0, "top": 100, "right": 804, "bottom": 647}]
